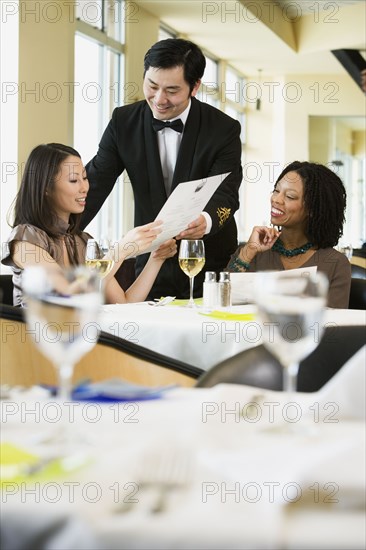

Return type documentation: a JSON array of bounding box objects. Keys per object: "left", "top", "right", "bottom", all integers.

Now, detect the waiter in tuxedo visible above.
[{"left": 82, "top": 38, "right": 243, "bottom": 299}]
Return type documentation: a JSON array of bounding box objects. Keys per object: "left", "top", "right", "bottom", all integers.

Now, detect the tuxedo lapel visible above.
[
  {"left": 143, "top": 106, "right": 167, "bottom": 216},
  {"left": 171, "top": 98, "right": 200, "bottom": 191}
]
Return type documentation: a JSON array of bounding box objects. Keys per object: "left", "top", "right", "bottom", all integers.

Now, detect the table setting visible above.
[
  {"left": 1, "top": 260, "right": 365, "bottom": 549},
  {"left": 1, "top": 345, "right": 365, "bottom": 549}
]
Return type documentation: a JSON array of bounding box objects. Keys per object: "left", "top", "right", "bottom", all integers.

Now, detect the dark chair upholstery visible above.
[
  {"left": 347, "top": 264, "right": 366, "bottom": 309},
  {"left": 352, "top": 248, "right": 366, "bottom": 259},
  {"left": 349, "top": 278, "right": 366, "bottom": 309},
  {"left": 196, "top": 325, "right": 366, "bottom": 392},
  {"left": 351, "top": 264, "right": 366, "bottom": 279},
  {"left": 0, "top": 275, "right": 13, "bottom": 305}
]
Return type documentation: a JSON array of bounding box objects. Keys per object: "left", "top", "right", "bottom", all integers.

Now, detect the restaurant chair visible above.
[
  {"left": 349, "top": 264, "right": 366, "bottom": 309},
  {"left": 351, "top": 264, "right": 366, "bottom": 279},
  {"left": 0, "top": 274, "right": 13, "bottom": 306},
  {"left": 196, "top": 325, "right": 366, "bottom": 392},
  {"left": 349, "top": 277, "right": 366, "bottom": 309},
  {"left": 0, "top": 304, "right": 203, "bottom": 389},
  {"left": 350, "top": 255, "right": 366, "bottom": 270}
]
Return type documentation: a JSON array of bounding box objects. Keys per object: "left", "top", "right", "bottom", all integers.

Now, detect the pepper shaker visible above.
[{"left": 218, "top": 271, "right": 231, "bottom": 308}]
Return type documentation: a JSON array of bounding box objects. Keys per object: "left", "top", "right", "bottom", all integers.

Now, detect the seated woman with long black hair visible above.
[{"left": 2, "top": 143, "right": 176, "bottom": 306}]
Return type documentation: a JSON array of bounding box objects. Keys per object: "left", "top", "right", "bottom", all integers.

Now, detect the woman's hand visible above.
[
  {"left": 116, "top": 221, "right": 163, "bottom": 260},
  {"left": 240, "top": 226, "right": 281, "bottom": 262},
  {"left": 151, "top": 238, "right": 177, "bottom": 261}
]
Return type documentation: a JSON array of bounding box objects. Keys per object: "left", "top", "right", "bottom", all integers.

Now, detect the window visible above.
[
  {"left": 0, "top": 5, "right": 18, "bottom": 273},
  {"left": 198, "top": 55, "right": 219, "bottom": 108},
  {"left": 76, "top": 1, "right": 103, "bottom": 30},
  {"left": 224, "top": 67, "right": 246, "bottom": 144},
  {"left": 223, "top": 67, "right": 247, "bottom": 241},
  {"left": 74, "top": 0, "right": 124, "bottom": 241}
]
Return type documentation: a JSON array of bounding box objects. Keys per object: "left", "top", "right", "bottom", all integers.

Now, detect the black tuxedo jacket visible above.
[{"left": 83, "top": 97, "right": 243, "bottom": 299}]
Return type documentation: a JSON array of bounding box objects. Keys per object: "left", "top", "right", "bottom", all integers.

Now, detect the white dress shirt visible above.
[{"left": 154, "top": 101, "right": 212, "bottom": 234}]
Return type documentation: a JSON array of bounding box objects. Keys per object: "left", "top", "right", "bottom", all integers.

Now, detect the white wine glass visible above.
[
  {"left": 178, "top": 239, "right": 205, "bottom": 308},
  {"left": 85, "top": 238, "right": 115, "bottom": 294},
  {"left": 254, "top": 271, "right": 328, "bottom": 432},
  {"left": 22, "top": 265, "right": 103, "bottom": 449}
]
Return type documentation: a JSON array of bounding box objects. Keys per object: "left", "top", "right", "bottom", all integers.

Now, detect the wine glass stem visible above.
[
  {"left": 283, "top": 362, "right": 299, "bottom": 395},
  {"left": 58, "top": 362, "right": 73, "bottom": 404},
  {"left": 54, "top": 362, "right": 74, "bottom": 449},
  {"left": 188, "top": 276, "right": 195, "bottom": 306}
]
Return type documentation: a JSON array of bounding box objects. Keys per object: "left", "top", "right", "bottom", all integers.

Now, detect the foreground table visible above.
[
  {"left": 98, "top": 303, "right": 366, "bottom": 370},
  {"left": 1, "top": 347, "right": 365, "bottom": 550}
]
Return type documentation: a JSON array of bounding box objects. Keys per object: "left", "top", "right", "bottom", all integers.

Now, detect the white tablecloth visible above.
[
  {"left": 98, "top": 303, "right": 366, "bottom": 369},
  {"left": 1, "top": 347, "right": 365, "bottom": 550}
]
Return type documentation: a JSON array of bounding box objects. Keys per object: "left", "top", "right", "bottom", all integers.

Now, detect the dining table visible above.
[
  {"left": 0, "top": 345, "right": 365, "bottom": 550},
  {"left": 97, "top": 302, "right": 366, "bottom": 370}
]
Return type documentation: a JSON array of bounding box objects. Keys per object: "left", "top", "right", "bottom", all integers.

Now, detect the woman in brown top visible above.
[
  {"left": 227, "top": 161, "right": 351, "bottom": 308},
  {"left": 2, "top": 143, "right": 176, "bottom": 306}
]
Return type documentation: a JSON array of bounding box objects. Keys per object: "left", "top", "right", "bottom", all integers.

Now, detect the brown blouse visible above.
[
  {"left": 1, "top": 221, "right": 93, "bottom": 306},
  {"left": 227, "top": 247, "right": 352, "bottom": 309}
]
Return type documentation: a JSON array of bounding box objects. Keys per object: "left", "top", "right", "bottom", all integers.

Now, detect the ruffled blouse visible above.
[{"left": 1, "top": 220, "right": 93, "bottom": 306}]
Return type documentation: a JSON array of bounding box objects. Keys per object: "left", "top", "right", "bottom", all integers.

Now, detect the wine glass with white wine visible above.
[
  {"left": 254, "top": 271, "right": 329, "bottom": 433},
  {"left": 178, "top": 239, "right": 205, "bottom": 307},
  {"left": 85, "top": 238, "right": 115, "bottom": 293}
]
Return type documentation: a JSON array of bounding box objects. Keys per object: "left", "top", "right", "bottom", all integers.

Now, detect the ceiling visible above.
[{"left": 135, "top": 0, "right": 366, "bottom": 78}]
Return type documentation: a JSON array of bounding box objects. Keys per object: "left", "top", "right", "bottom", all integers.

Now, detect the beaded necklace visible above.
[{"left": 272, "top": 238, "right": 313, "bottom": 257}]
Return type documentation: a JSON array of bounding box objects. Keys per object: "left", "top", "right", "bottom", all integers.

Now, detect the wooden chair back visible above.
[{"left": 1, "top": 307, "right": 202, "bottom": 389}]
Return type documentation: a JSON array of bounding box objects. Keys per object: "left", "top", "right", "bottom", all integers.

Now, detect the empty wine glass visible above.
[
  {"left": 85, "top": 238, "right": 115, "bottom": 293},
  {"left": 178, "top": 240, "right": 205, "bottom": 307},
  {"left": 254, "top": 271, "right": 328, "bottom": 432},
  {"left": 22, "top": 265, "right": 103, "bottom": 449}
]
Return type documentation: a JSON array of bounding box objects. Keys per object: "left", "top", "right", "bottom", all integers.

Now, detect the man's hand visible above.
[
  {"left": 151, "top": 239, "right": 177, "bottom": 261},
  {"left": 176, "top": 215, "right": 207, "bottom": 240}
]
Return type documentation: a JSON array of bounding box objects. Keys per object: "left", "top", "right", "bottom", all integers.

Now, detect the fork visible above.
[
  {"left": 115, "top": 449, "right": 193, "bottom": 514},
  {"left": 149, "top": 451, "right": 193, "bottom": 514},
  {"left": 148, "top": 296, "right": 176, "bottom": 307}
]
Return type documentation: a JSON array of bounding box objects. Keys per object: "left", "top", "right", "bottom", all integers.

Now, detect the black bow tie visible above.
[{"left": 152, "top": 118, "right": 184, "bottom": 133}]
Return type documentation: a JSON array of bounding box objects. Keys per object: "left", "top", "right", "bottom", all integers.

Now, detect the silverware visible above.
[
  {"left": 148, "top": 296, "right": 176, "bottom": 307},
  {"left": 0, "top": 456, "right": 60, "bottom": 479},
  {"left": 115, "top": 449, "right": 193, "bottom": 514},
  {"left": 150, "top": 452, "right": 193, "bottom": 514}
]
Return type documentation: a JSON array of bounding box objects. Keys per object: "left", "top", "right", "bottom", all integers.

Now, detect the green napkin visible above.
[
  {"left": 199, "top": 310, "right": 256, "bottom": 321},
  {"left": 0, "top": 442, "right": 87, "bottom": 486}
]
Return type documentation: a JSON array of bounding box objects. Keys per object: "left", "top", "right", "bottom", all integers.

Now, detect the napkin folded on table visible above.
[
  {"left": 167, "top": 297, "right": 203, "bottom": 306},
  {"left": 0, "top": 442, "right": 86, "bottom": 484},
  {"left": 199, "top": 310, "right": 256, "bottom": 321}
]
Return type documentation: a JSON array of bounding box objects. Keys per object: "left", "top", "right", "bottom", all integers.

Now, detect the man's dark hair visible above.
[
  {"left": 144, "top": 38, "right": 206, "bottom": 92},
  {"left": 274, "top": 161, "right": 347, "bottom": 249}
]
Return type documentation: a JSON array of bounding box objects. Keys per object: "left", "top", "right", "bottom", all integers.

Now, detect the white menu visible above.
[{"left": 141, "top": 172, "right": 230, "bottom": 254}]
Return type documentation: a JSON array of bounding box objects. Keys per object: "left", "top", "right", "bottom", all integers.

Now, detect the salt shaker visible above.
[
  {"left": 203, "top": 271, "right": 218, "bottom": 309},
  {"left": 218, "top": 271, "right": 231, "bottom": 308}
]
